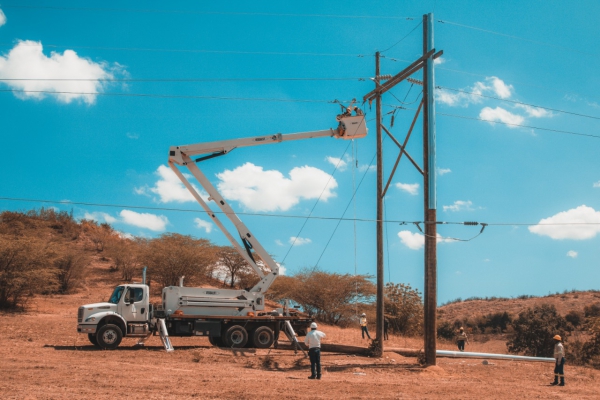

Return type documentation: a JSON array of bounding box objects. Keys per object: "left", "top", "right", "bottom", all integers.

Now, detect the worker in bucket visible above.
[
  {"left": 551, "top": 334, "right": 566, "bottom": 386},
  {"left": 456, "top": 327, "right": 469, "bottom": 352},
  {"left": 359, "top": 313, "right": 372, "bottom": 340},
  {"left": 304, "top": 322, "right": 326, "bottom": 380}
]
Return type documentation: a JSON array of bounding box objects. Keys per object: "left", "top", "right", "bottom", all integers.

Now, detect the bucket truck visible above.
[{"left": 76, "top": 107, "right": 367, "bottom": 350}]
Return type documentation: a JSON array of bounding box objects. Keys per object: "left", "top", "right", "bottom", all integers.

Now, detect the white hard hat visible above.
[
  {"left": 310, "top": 322, "right": 318, "bottom": 329},
  {"left": 361, "top": 313, "right": 366, "bottom": 317}
]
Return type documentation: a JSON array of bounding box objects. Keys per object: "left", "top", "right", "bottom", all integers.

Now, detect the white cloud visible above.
[
  {"left": 358, "top": 164, "right": 376, "bottom": 173},
  {"left": 483, "top": 258, "right": 490, "bottom": 262},
  {"left": 136, "top": 165, "right": 207, "bottom": 203},
  {"left": 275, "top": 239, "right": 284, "bottom": 246},
  {"left": 126, "top": 132, "right": 139, "bottom": 139},
  {"left": 443, "top": 200, "right": 473, "bottom": 212},
  {"left": 479, "top": 106, "right": 525, "bottom": 127},
  {"left": 194, "top": 218, "right": 213, "bottom": 233},
  {"left": 216, "top": 162, "right": 337, "bottom": 212},
  {"left": 437, "top": 168, "right": 451, "bottom": 176},
  {"left": 278, "top": 264, "right": 287, "bottom": 276},
  {"left": 84, "top": 212, "right": 118, "bottom": 224},
  {"left": 515, "top": 104, "right": 553, "bottom": 118},
  {"left": 325, "top": 156, "right": 348, "bottom": 171},
  {"left": 398, "top": 230, "right": 424, "bottom": 250},
  {"left": 0, "top": 8, "right": 6, "bottom": 27},
  {"left": 593, "top": 181, "right": 600, "bottom": 188},
  {"left": 395, "top": 182, "right": 419, "bottom": 195},
  {"left": 434, "top": 56, "right": 445, "bottom": 65},
  {"left": 436, "top": 76, "right": 512, "bottom": 107},
  {"left": 398, "top": 230, "right": 456, "bottom": 250},
  {"left": 528, "top": 205, "right": 600, "bottom": 240},
  {"left": 488, "top": 76, "right": 513, "bottom": 99},
  {"left": 119, "top": 210, "right": 168, "bottom": 231},
  {"left": 117, "top": 231, "right": 134, "bottom": 240},
  {"left": 567, "top": 250, "right": 578, "bottom": 259},
  {"left": 289, "top": 236, "right": 312, "bottom": 246},
  {"left": 0, "top": 40, "right": 122, "bottom": 104}
]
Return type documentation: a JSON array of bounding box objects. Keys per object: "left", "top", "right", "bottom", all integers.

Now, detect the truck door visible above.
[{"left": 118, "top": 286, "right": 148, "bottom": 322}]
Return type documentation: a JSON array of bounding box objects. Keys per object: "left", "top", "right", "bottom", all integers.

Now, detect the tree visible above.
[
  {"left": 106, "top": 237, "right": 142, "bottom": 282},
  {"left": 0, "top": 234, "right": 58, "bottom": 309},
  {"left": 216, "top": 246, "right": 253, "bottom": 288},
  {"left": 384, "top": 282, "right": 423, "bottom": 336},
  {"left": 82, "top": 220, "right": 115, "bottom": 252},
  {"left": 54, "top": 248, "right": 89, "bottom": 293},
  {"left": 507, "top": 304, "right": 571, "bottom": 357},
  {"left": 143, "top": 233, "right": 216, "bottom": 287},
  {"left": 268, "top": 268, "right": 376, "bottom": 325}
]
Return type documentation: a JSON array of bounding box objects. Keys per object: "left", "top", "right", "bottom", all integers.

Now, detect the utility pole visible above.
[
  {"left": 362, "top": 16, "right": 441, "bottom": 360},
  {"left": 422, "top": 12, "right": 438, "bottom": 366},
  {"left": 375, "top": 51, "right": 384, "bottom": 356}
]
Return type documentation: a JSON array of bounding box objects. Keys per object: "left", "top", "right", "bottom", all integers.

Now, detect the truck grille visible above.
[{"left": 78, "top": 307, "right": 84, "bottom": 323}]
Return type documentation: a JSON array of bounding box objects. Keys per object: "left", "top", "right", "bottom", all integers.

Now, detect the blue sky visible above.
[{"left": 0, "top": 1, "right": 599, "bottom": 303}]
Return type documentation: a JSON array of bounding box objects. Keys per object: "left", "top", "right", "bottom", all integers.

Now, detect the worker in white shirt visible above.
[
  {"left": 359, "top": 313, "right": 372, "bottom": 340},
  {"left": 551, "top": 334, "right": 565, "bottom": 386},
  {"left": 304, "top": 322, "right": 326, "bottom": 380}
]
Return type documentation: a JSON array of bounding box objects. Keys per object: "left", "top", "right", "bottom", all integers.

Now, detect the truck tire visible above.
[
  {"left": 224, "top": 325, "right": 248, "bottom": 348},
  {"left": 96, "top": 324, "right": 123, "bottom": 350},
  {"left": 252, "top": 326, "right": 274, "bottom": 349},
  {"left": 88, "top": 333, "right": 99, "bottom": 347}
]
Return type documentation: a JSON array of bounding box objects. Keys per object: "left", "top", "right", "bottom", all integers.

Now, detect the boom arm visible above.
[{"left": 168, "top": 113, "right": 367, "bottom": 296}]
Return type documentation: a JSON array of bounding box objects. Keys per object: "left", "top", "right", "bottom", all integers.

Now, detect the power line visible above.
[
  {"left": 2, "top": 5, "right": 416, "bottom": 20},
  {"left": 380, "top": 20, "right": 423, "bottom": 53},
  {"left": 0, "top": 77, "right": 366, "bottom": 83},
  {"left": 438, "top": 86, "right": 600, "bottom": 121},
  {"left": 437, "top": 19, "right": 598, "bottom": 57},
  {"left": 438, "top": 112, "right": 600, "bottom": 139},
  {"left": 0, "top": 88, "right": 352, "bottom": 104},
  {"left": 0, "top": 42, "right": 365, "bottom": 57},
  {"left": 1, "top": 196, "right": 599, "bottom": 226}
]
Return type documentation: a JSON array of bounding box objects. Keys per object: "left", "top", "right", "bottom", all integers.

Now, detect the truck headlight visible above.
[{"left": 85, "top": 317, "right": 96, "bottom": 322}]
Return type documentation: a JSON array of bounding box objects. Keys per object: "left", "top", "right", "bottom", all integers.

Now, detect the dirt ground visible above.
[{"left": 1, "top": 291, "right": 599, "bottom": 400}]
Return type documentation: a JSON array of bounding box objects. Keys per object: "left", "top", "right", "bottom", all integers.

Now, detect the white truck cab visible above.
[{"left": 77, "top": 284, "right": 151, "bottom": 349}]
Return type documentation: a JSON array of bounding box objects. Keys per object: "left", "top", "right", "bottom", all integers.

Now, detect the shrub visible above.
[
  {"left": 54, "top": 249, "right": 89, "bottom": 293},
  {"left": 506, "top": 304, "right": 571, "bottom": 357},
  {"left": 565, "top": 310, "right": 585, "bottom": 328},
  {"left": 384, "top": 282, "right": 423, "bottom": 336},
  {"left": 437, "top": 321, "right": 455, "bottom": 340}
]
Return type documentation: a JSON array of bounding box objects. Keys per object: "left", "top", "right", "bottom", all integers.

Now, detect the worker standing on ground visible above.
[
  {"left": 456, "top": 327, "right": 469, "bottom": 352},
  {"left": 383, "top": 317, "right": 389, "bottom": 341},
  {"left": 304, "top": 322, "right": 326, "bottom": 380},
  {"left": 359, "top": 313, "right": 372, "bottom": 340},
  {"left": 551, "top": 334, "right": 566, "bottom": 386}
]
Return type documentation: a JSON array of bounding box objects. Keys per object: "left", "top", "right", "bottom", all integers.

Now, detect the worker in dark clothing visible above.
[
  {"left": 456, "top": 327, "right": 469, "bottom": 351},
  {"left": 383, "top": 317, "right": 389, "bottom": 340},
  {"left": 551, "top": 334, "right": 566, "bottom": 386}
]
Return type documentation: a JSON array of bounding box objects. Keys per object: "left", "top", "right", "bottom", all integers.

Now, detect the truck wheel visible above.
[
  {"left": 96, "top": 324, "right": 123, "bottom": 350},
  {"left": 224, "top": 325, "right": 248, "bottom": 348},
  {"left": 253, "top": 326, "right": 274, "bottom": 349},
  {"left": 88, "top": 333, "right": 99, "bottom": 347}
]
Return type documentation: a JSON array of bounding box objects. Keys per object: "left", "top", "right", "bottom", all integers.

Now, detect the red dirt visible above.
[{"left": 1, "top": 289, "right": 599, "bottom": 399}]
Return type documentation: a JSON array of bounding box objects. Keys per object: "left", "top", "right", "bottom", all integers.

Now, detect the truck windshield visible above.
[{"left": 108, "top": 286, "right": 124, "bottom": 304}]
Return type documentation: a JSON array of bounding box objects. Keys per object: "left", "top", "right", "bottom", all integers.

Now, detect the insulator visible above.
[{"left": 463, "top": 221, "right": 478, "bottom": 226}]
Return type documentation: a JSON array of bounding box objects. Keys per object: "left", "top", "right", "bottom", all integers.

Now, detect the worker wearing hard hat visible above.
[
  {"left": 304, "top": 322, "right": 326, "bottom": 380},
  {"left": 359, "top": 313, "right": 372, "bottom": 340},
  {"left": 456, "top": 327, "right": 469, "bottom": 352},
  {"left": 551, "top": 334, "right": 565, "bottom": 386}
]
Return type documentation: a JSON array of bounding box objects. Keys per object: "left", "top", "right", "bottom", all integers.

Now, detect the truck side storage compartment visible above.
[{"left": 194, "top": 321, "right": 221, "bottom": 337}]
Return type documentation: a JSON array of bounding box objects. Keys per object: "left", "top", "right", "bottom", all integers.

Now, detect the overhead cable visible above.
[
  {"left": 0, "top": 89, "right": 352, "bottom": 104},
  {"left": 438, "top": 19, "right": 597, "bottom": 57},
  {"left": 438, "top": 112, "right": 600, "bottom": 139},
  {"left": 438, "top": 86, "right": 600, "bottom": 121},
  {"left": 1, "top": 196, "right": 600, "bottom": 226},
  {"left": 2, "top": 5, "right": 415, "bottom": 19}
]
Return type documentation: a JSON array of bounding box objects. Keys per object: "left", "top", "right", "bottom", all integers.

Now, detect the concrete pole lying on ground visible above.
[{"left": 436, "top": 350, "right": 555, "bottom": 363}]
